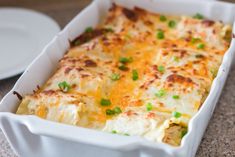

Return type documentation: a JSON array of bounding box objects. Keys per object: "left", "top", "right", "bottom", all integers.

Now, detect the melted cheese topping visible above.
[{"left": 16, "top": 5, "right": 232, "bottom": 146}]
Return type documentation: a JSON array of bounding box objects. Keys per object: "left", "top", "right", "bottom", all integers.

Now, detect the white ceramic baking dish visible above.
[{"left": 0, "top": 0, "right": 235, "bottom": 157}]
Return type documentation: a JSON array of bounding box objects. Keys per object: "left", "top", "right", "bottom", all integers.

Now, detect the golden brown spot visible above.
[
  {"left": 144, "top": 20, "right": 153, "bottom": 26},
  {"left": 168, "top": 83, "right": 173, "bottom": 87},
  {"left": 202, "top": 20, "right": 215, "bottom": 27},
  {"left": 125, "top": 110, "right": 138, "bottom": 116},
  {"left": 140, "top": 79, "right": 155, "bottom": 90},
  {"left": 179, "top": 50, "right": 187, "bottom": 58},
  {"left": 167, "top": 74, "right": 193, "bottom": 84},
  {"left": 185, "top": 37, "right": 191, "bottom": 42},
  {"left": 122, "top": 8, "right": 138, "bottom": 22},
  {"left": 192, "top": 69, "right": 197, "bottom": 75},
  {"left": 212, "top": 29, "right": 216, "bottom": 34},
  {"left": 71, "top": 84, "right": 77, "bottom": 88},
  {"left": 84, "top": 59, "right": 97, "bottom": 67},
  {"left": 152, "top": 65, "right": 158, "bottom": 71},
  {"left": 134, "top": 7, "right": 146, "bottom": 14},
  {"left": 195, "top": 54, "right": 205, "bottom": 59},
  {"left": 159, "top": 103, "right": 164, "bottom": 107},
  {"left": 76, "top": 67, "right": 84, "bottom": 71},
  {"left": 146, "top": 112, "right": 156, "bottom": 118},
  {"left": 193, "top": 60, "right": 201, "bottom": 64},
  {"left": 129, "top": 100, "right": 143, "bottom": 107},
  {"left": 71, "top": 28, "right": 113, "bottom": 46},
  {"left": 172, "top": 44, "right": 177, "bottom": 48},
  {"left": 65, "top": 67, "right": 72, "bottom": 74},
  {"left": 81, "top": 74, "right": 90, "bottom": 78},
  {"left": 162, "top": 51, "right": 168, "bottom": 56},
  {"left": 105, "top": 61, "right": 113, "bottom": 64},
  {"left": 43, "top": 90, "right": 56, "bottom": 95}
]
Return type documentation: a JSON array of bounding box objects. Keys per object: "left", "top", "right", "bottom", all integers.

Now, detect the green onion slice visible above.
[
  {"left": 155, "top": 89, "right": 166, "bottom": 98},
  {"left": 100, "top": 98, "right": 111, "bottom": 106},
  {"left": 58, "top": 81, "right": 71, "bottom": 92},
  {"left": 172, "top": 111, "right": 182, "bottom": 118},
  {"left": 110, "top": 73, "right": 120, "bottom": 81},
  {"left": 146, "top": 103, "right": 153, "bottom": 111},
  {"left": 132, "top": 69, "right": 139, "bottom": 81}
]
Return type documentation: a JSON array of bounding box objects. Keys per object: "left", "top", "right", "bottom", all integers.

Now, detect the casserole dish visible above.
[{"left": 0, "top": 0, "right": 235, "bottom": 157}]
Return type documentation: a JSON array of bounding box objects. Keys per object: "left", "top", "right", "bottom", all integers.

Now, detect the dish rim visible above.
[{"left": 0, "top": 0, "right": 235, "bottom": 155}]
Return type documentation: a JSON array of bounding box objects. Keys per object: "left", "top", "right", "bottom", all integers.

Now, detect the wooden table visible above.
[{"left": 0, "top": 0, "right": 234, "bottom": 156}]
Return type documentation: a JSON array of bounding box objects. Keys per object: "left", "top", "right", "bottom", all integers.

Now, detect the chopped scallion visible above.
[
  {"left": 168, "top": 20, "right": 176, "bottom": 28},
  {"left": 173, "top": 56, "right": 180, "bottom": 62},
  {"left": 106, "top": 107, "right": 122, "bottom": 116},
  {"left": 172, "top": 111, "right": 182, "bottom": 118},
  {"left": 159, "top": 15, "right": 167, "bottom": 22},
  {"left": 132, "top": 69, "right": 139, "bottom": 81},
  {"left": 113, "top": 107, "right": 122, "bottom": 114},
  {"left": 58, "top": 81, "right": 71, "bottom": 92},
  {"left": 110, "top": 73, "right": 120, "bottom": 81},
  {"left": 158, "top": 65, "right": 165, "bottom": 73},
  {"left": 118, "top": 65, "right": 129, "bottom": 71},
  {"left": 191, "top": 37, "right": 201, "bottom": 44},
  {"left": 155, "top": 89, "right": 166, "bottom": 98},
  {"left": 85, "top": 27, "right": 93, "bottom": 33},
  {"left": 112, "top": 130, "right": 117, "bottom": 134},
  {"left": 119, "top": 57, "right": 133, "bottom": 64},
  {"left": 197, "top": 43, "right": 205, "bottom": 49},
  {"left": 100, "top": 98, "right": 111, "bottom": 106},
  {"left": 146, "top": 103, "right": 153, "bottom": 111},
  {"left": 172, "top": 95, "right": 180, "bottom": 99},
  {"left": 157, "top": 30, "right": 165, "bottom": 39},
  {"left": 193, "top": 13, "right": 204, "bottom": 19},
  {"left": 106, "top": 109, "right": 115, "bottom": 115}
]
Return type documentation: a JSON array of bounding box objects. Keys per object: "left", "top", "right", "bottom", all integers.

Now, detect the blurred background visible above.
[
  {"left": 0, "top": 0, "right": 234, "bottom": 157},
  {"left": 0, "top": 0, "right": 92, "bottom": 28}
]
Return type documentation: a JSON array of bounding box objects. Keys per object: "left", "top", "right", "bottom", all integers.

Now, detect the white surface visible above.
[
  {"left": 0, "top": 8, "right": 60, "bottom": 80},
  {"left": 0, "top": 0, "right": 235, "bottom": 157}
]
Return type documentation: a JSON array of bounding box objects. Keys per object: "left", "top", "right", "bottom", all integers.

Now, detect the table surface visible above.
[{"left": 0, "top": 0, "right": 235, "bottom": 157}]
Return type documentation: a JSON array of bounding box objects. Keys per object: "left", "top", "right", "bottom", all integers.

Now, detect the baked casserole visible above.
[{"left": 16, "top": 5, "right": 232, "bottom": 146}]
